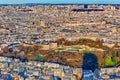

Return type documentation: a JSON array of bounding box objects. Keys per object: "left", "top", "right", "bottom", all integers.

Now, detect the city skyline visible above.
[
  {"left": 0, "top": 0, "right": 120, "bottom": 4},
  {"left": 0, "top": 1, "right": 120, "bottom": 80}
]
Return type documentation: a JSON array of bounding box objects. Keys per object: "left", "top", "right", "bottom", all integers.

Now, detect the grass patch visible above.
[
  {"left": 57, "top": 47, "right": 65, "bottom": 50},
  {"left": 81, "top": 49, "right": 94, "bottom": 53},
  {"left": 72, "top": 46, "right": 80, "bottom": 49},
  {"left": 33, "top": 56, "right": 44, "bottom": 61}
]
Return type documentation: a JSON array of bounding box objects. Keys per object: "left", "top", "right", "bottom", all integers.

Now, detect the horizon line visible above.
[{"left": 0, "top": 3, "right": 120, "bottom": 6}]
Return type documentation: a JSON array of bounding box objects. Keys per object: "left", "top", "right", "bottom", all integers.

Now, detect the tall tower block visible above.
[{"left": 84, "top": 4, "right": 88, "bottom": 8}]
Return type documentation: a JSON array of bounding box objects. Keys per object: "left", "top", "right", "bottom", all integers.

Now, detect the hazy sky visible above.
[{"left": 0, "top": 0, "right": 120, "bottom": 4}]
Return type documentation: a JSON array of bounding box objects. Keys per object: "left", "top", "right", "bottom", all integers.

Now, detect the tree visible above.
[
  {"left": 2, "top": 47, "right": 9, "bottom": 53},
  {"left": 104, "top": 56, "right": 116, "bottom": 66},
  {"left": 57, "top": 38, "right": 65, "bottom": 45}
]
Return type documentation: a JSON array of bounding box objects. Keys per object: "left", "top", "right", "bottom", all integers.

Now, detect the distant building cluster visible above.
[
  {"left": 0, "top": 56, "right": 82, "bottom": 80},
  {"left": 0, "top": 5, "right": 120, "bottom": 46},
  {"left": 0, "top": 56, "right": 120, "bottom": 80}
]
